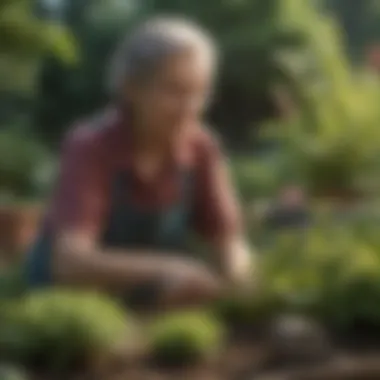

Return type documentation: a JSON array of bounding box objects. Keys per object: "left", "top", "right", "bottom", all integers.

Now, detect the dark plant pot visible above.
[{"left": 0, "top": 203, "right": 43, "bottom": 260}]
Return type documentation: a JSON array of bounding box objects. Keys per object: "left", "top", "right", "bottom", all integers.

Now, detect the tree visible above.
[
  {"left": 34, "top": 0, "right": 351, "bottom": 148},
  {"left": 0, "top": 0, "right": 77, "bottom": 128},
  {"left": 34, "top": 0, "right": 138, "bottom": 146},
  {"left": 0, "top": 0, "right": 77, "bottom": 94}
]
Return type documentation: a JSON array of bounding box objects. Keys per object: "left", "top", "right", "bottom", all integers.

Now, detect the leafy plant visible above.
[
  {"left": 266, "top": 11, "right": 380, "bottom": 196},
  {"left": 0, "top": 263, "right": 26, "bottom": 300},
  {"left": 214, "top": 289, "right": 285, "bottom": 329},
  {"left": 0, "top": 129, "right": 54, "bottom": 200},
  {"left": 0, "top": 0, "right": 78, "bottom": 95},
  {"left": 230, "top": 156, "right": 284, "bottom": 201},
  {"left": 263, "top": 73, "right": 380, "bottom": 196},
  {"left": 262, "top": 224, "right": 380, "bottom": 331},
  {"left": 0, "top": 289, "right": 130, "bottom": 372},
  {"left": 0, "top": 364, "right": 28, "bottom": 380},
  {"left": 149, "top": 311, "right": 224, "bottom": 366},
  {"left": 256, "top": 0, "right": 380, "bottom": 198}
]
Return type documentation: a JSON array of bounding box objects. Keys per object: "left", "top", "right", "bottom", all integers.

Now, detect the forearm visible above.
[
  {"left": 52, "top": 247, "right": 184, "bottom": 288},
  {"left": 52, "top": 246, "right": 223, "bottom": 307}
]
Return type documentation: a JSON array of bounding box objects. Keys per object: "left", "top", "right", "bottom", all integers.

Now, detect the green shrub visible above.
[
  {"left": 149, "top": 311, "right": 224, "bottom": 366},
  {"left": 0, "top": 264, "right": 27, "bottom": 300},
  {"left": 214, "top": 289, "right": 285, "bottom": 329},
  {"left": 262, "top": 70, "right": 380, "bottom": 197},
  {"left": 262, "top": 224, "right": 380, "bottom": 331},
  {"left": 0, "top": 289, "right": 130, "bottom": 372},
  {"left": 230, "top": 156, "right": 283, "bottom": 201},
  {"left": 262, "top": 2, "right": 380, "bottom": 198},
  {"left": 0, "top": 129, "right": 54, "bottom": 200},
  {"left": 312, "top": 243, "right": 380, "bottom": 330},
  {"left": 0, "top": 364, "right": 28, "bottom": 380}
]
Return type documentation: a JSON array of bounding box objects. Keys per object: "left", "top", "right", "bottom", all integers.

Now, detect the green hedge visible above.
[{"left": 262, "top": 223, "right": 380, "bottom": 330}]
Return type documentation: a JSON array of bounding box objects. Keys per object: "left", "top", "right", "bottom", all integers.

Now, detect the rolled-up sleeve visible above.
[
  {"left": 49, "top": 127, "right": 109, "bottom": 239},
  {"left": 193, "top": 135, "right": 242, "bottom": 241}
]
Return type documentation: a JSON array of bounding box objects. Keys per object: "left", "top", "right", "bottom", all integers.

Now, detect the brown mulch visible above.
[
  {"left": 256, "top": 353, "right": 380, "bottom": 380},
  {"left": 13, "top": 312, "right": 380, "bottom": 380},
  {"left": 3, "top": 247, "right": 380, "bottom": 380},
  {"left": 87, "top": 346, "right": 380, "bottom": 380},
  {"left": 27, "top": 333, "right": 380, "bottom": 380},
  {"left": 101, "top": 350, "right": 380, "bottom": 380}
]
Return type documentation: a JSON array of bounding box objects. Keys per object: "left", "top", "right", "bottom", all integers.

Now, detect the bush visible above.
[
  {"left": 230, "top": 156, "right": 283, "bottom": 201},
  {"left": 0, "top": 364, "right": 28, "bottom": 380},
  {"left": 0, "top": 263, "right": 27, "bottom": 300},
  {"left": 261, "top": 224, "right": 380, "bottom": 331},
  {"left": 262, "top": 71, "right": 380, "bottom": 197},
  {"left": 261, "top": 1, "right": 380, "bottom": 198},
  {"left": 0, "top": 289, "right": 130, "bottom": 372},
  {"left": 0, "top": 129, "right": 54, "bottom": 201},
  {"left": 312, "top": 243, "right": 380, "bottom": 330},
  {"left": 214, "top": 289, "right": 285, "bottom": 330},
  {"left": 149, "top": 311, "right": 224, "bottom": 366}
]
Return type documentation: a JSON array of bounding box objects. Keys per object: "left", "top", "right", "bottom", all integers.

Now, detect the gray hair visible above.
[{"left": 107, "top": 16, "right": 217, "bottom": 98}]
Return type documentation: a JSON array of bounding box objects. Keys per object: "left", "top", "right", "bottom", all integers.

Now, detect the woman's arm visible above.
[
  {"left": 52, "top": 230, "right": 219, "bottom": 291},
  {"left": 193, "top": 134, "right": 256, "bottom": 288},
  {"left": 49, "top": 128, "right": 221, "bottom": 300}
]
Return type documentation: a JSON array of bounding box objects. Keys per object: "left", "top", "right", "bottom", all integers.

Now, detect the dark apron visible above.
[{"left": 25, "top": 169, "right": 193, "bottom": 306}]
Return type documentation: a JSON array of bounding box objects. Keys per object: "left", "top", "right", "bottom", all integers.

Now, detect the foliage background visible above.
[
  {"left": 2, "top": 0, "right": 380, "bottom": 200},
  {"left": 3, "top": 0, "right": 380, "bottom": 374}
]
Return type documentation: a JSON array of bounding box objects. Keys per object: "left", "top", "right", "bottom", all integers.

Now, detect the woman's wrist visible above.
[{"left": 222, "top": 255, "right": 259, "bottom": 295}]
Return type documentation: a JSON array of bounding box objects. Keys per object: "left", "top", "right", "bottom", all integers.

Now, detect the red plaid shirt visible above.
[{"left": 46, "top": 108, "right": 242, "bottom": 243}]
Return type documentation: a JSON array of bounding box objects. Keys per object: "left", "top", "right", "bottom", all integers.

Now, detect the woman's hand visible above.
[
  {"left": 157, "top": 258, "right": 223, "bottom": 309},
  {"left": 216, "top": 237, "right": 260, "bottom": 296}
]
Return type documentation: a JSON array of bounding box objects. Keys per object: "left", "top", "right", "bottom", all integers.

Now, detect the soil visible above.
[
  {"left": 3, "top": 241, "right": 380, "bottom": 380},
  {"left": 24, "top": 325, "right": 380, "bottom": 380}
]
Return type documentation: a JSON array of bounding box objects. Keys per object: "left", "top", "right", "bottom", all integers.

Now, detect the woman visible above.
[{"left": 26, "top": 17, "right": 254, "bottom": 309}]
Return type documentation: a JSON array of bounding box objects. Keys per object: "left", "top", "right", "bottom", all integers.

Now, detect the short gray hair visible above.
[{"left": 107, "top": 16, "right": 217, "bottom": 98}]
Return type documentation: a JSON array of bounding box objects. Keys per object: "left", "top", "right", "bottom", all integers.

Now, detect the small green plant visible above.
[
  {"left": 0, "top": 263, "right": 27, "bottom": 300},
  {"left": 262, "top": 224, "right": 380, "bottom": 332},
  {"left": 149, "top": 311, "right": 224, "bottom": 366},
  {"left": 264, "top": 70, "right": 380, "bottom": 198},
  {"left": 0, "top": 364, "right": 28, "bottom": 380},
  {"left": 230, "top": 156, "right": 283, "bottom": 201},
  {"left": 0, "top": 289, "right": 130, "bottom": 372},
  {"left": 214, "top": 290, "right": 285, "bottom": 330},
  {"left": 0, "top": 129, "right": 53, "bottom": 200},
  {"left": 312, "top": 243, "right": 380, "bottom": 331}
]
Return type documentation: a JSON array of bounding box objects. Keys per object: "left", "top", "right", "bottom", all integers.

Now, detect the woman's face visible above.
[{"left": 126, "top": 49, "right": 214, "bottom": 139}]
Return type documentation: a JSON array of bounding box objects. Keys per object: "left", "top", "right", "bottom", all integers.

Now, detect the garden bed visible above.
[
  {"left": 20, "top": 323, "right": 380, "bottom": 380},
  {"left": 3, "top": 219, "right": 380, "bottom": 380}
]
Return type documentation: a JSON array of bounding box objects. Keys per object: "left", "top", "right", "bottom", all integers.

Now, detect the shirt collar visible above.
[{"left": 111, "top": 105, "right": 197, "bottom": 168}]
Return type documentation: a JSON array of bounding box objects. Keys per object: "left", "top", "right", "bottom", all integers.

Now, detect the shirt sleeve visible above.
[
  {"left": 193, "top": 135, "right": 242, "bottom": 241},
  {"left": 49, "top": 128, "right": 109, "bottom": 239}
]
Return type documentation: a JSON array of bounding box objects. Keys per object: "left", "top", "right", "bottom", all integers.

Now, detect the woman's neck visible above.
[{"left": 131, "top": 121, "right": 172, "bottom": 157}]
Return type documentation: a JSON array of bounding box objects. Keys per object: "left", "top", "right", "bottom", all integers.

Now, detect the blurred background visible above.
[
  {"left": 2, "top": 0, "right": 380, "bottom": 218},
  {"left": 3, "top": 0, "right": 380, "bottom": 378}
]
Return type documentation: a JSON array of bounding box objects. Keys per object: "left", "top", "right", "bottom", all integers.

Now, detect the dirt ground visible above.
[
  {"left": 2, "top": 254, "right": 380, "bottom": 380},
  {"left": 26, "top": 333, "right": 380, "bottom": 380}
]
